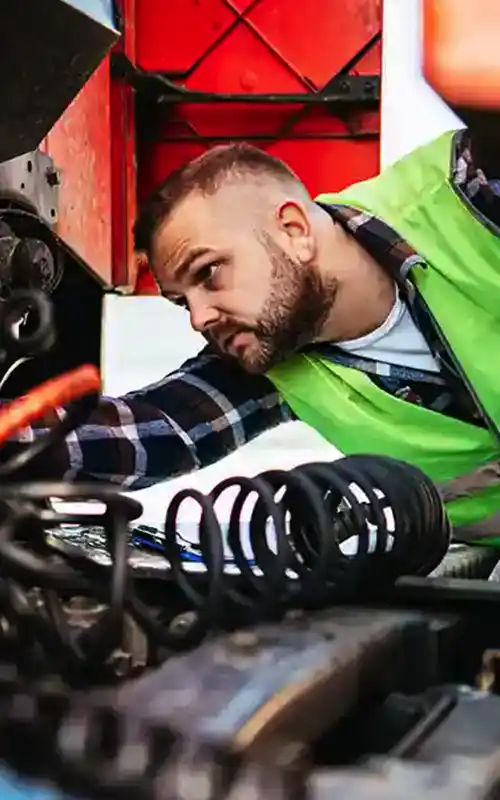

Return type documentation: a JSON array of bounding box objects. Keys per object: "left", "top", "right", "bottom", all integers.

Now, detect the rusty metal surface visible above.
[{"left": 118, "top": 608, "right": 437, "bottom": 756}]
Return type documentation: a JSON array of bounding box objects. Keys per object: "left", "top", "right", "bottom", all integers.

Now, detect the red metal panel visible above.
[
  {"left": 134, "top": 0, "right": 381, "bottom": 293},
  {"left": 42, "top": 59, "right": 113, "bottom": 285},
  {"left": 234, "top": 0, "right": 380, "bottom": 85},
  {"left": 111, "top": 0, "right": 138, "bottom": 289},
  {"left": 135, "top": 0, "right": 236, "bottom": 73},
  {"left": 139, "top": 129, "right": 378, "bottom": 200},
  {"left": 41, "top": 2, "right": 138, "bottom": 290}
]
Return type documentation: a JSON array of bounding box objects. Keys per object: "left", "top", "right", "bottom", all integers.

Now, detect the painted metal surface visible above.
[
  {"left": 42, "top": 61, "right": 113, "bottom": 285},
  {"left": 136, "top": 0, "right": 381, "bottom": 197},
  {"left": 111, "top": 0, "right": 139, "bottom": 289},
  {"left": 40, "top": 0, "right": 138, "bottom": 289}
]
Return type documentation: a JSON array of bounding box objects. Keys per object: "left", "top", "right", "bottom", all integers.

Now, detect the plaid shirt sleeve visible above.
[{"left": 1, "top": 347, "right": 293, "bottom": 489}]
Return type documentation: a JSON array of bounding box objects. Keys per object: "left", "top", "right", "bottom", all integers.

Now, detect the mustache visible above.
[{"left": 205, "top": 320, "right": 257, "bottom": 348}]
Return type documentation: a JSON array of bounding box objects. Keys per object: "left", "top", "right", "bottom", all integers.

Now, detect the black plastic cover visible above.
[{"left": 0, "top": 0, "right": 119, "bottom": 162}]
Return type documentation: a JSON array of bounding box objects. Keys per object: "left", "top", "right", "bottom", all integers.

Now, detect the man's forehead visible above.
[
  {"left": 165, "top": 190, "right": 235, "bottom": 236},
  {"left": 154, "top": 184, "right": 269, "bottom": 260}
]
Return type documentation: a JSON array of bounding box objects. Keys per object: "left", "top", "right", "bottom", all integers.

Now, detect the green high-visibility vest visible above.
[{"left": 266, "top": 130, "right": 500, "bottom": 537}]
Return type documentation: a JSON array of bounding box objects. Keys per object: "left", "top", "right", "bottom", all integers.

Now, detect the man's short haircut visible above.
[{"left": 133, "top": 143, "right": 302, "bottom": 260}]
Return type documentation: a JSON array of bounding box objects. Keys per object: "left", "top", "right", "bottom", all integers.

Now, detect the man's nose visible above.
[{"left": 188, "top": 297, "right": 220, "bottom": 333}]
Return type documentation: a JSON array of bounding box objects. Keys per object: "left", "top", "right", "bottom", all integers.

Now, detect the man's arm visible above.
[{"left": 0, "top": 348, "right": 292, "bottom": 489}]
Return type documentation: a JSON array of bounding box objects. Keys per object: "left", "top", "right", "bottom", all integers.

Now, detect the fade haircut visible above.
[{"left": 133, "top": 143, "right": 304, "bottom": 261}]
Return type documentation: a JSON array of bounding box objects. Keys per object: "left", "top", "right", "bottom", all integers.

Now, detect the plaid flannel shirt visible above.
[{"left": 0, "top": 204, "right": 475, "bottom": 489}]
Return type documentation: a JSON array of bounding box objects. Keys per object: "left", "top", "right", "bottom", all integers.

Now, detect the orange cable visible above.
[{"left": 0, "top": 365, "right": 101, "bottom": 446}]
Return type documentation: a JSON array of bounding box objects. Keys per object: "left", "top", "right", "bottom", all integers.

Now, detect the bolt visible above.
[
  {"left": 167, "top": 611, "right": 198, "bottom": 638},
  {"left": 45, "top": 167, "right": 61, "bottom": 187}
]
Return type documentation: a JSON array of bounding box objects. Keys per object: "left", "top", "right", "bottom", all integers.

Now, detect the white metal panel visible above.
[{"left": 380, "top": 0, "right": 463, "bottom": 168}]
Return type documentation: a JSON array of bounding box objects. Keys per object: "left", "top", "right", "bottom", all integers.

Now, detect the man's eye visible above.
[
  {"left": 197, "top": 262, "right": 220, "bottom": 288},
  {"left": 169, "top": 296, "right": 187, "bottom": 309}
]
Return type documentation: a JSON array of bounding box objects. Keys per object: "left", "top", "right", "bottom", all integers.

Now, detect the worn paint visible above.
[{"left": 42, "top": 59, "right": 113, "bottom": 284}]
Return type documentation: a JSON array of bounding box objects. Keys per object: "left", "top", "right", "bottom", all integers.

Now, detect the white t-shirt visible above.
[{"left": 338, "top": 292, "right": 440, "bottom": 374}]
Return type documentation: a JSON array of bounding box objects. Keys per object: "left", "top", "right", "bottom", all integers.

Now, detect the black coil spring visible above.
[
  {"left": 0, "top": 454, "right": 451, "bottom": 677},
  {"left": 161, "top": 455, "right": 451, "bottom": 630}
]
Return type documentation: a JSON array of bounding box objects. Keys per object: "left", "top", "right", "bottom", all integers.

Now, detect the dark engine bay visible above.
[{"left": 1, "top": 334, "right": 500, "bottom": 800}]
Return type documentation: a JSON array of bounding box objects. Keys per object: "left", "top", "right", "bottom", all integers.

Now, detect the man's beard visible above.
[{"left": 208, "top": 235, "right": 337, "bottom": 374}]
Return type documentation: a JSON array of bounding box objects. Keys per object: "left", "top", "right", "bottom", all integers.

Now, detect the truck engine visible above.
[{"left": 1, "top": 1, "right": 500, "bottom": 799}]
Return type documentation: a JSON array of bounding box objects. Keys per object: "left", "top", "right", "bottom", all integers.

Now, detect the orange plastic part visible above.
[
  {"left": 0, "top": 365, "right": 101, "bottom": 445},
  {"left": 423, "top": 0, "right": 500, "bottom": 110}
]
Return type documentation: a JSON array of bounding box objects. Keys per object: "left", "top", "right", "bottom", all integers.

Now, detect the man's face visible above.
[{"left": 151, "top": 185, "right": 334, "bottom": 373}]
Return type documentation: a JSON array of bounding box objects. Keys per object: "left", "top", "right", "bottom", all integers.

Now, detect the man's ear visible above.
[{"left": 275, "top": 200, "right": 315, "bottom": 264}]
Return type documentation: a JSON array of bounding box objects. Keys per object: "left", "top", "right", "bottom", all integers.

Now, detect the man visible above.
[{"left": 4, "top": 128, "right": 500, "bottom": 539}]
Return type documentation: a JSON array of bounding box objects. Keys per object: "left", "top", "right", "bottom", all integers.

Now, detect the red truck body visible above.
[{"left": 41, "top": 0, "right": 382, "bottom": 293}]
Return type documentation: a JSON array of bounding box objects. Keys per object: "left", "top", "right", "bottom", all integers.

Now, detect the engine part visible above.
[
  {"left": 405, "top": 685, "right": 500, "bottom": 761},
  {"left": 0, "top": 289, "right": 55, "bottom": 363},
  {"left": 0, "top": 212, "right": 65, "bottom": 366},
  {"left": 308, "top": 754, "right": 500, "bottom": 800},
  {"left": 432, "top": 544, "right": 500, "bottom": 580},
  {"left": 3, "top": 646, "right": 500, "bottom": 799},
  {"left": 0, "top": 206, "right": 107, "bottom": 400},
  {"left": 117, "top": 607, "right": 449, "bottom": 756},
  {"left": 0, "top": 150, "right": 60, "bottom": 227}
]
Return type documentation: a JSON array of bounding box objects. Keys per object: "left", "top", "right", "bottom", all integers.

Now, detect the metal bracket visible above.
[
  {"left": 113, "top": 53, "right": 380, "bottom": 108},
  {"left": 0, "top": 149, "right": 60, "bottom": 227},
  {"left": 152, "top": 73, "right": 380, "bottom": 107}
]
